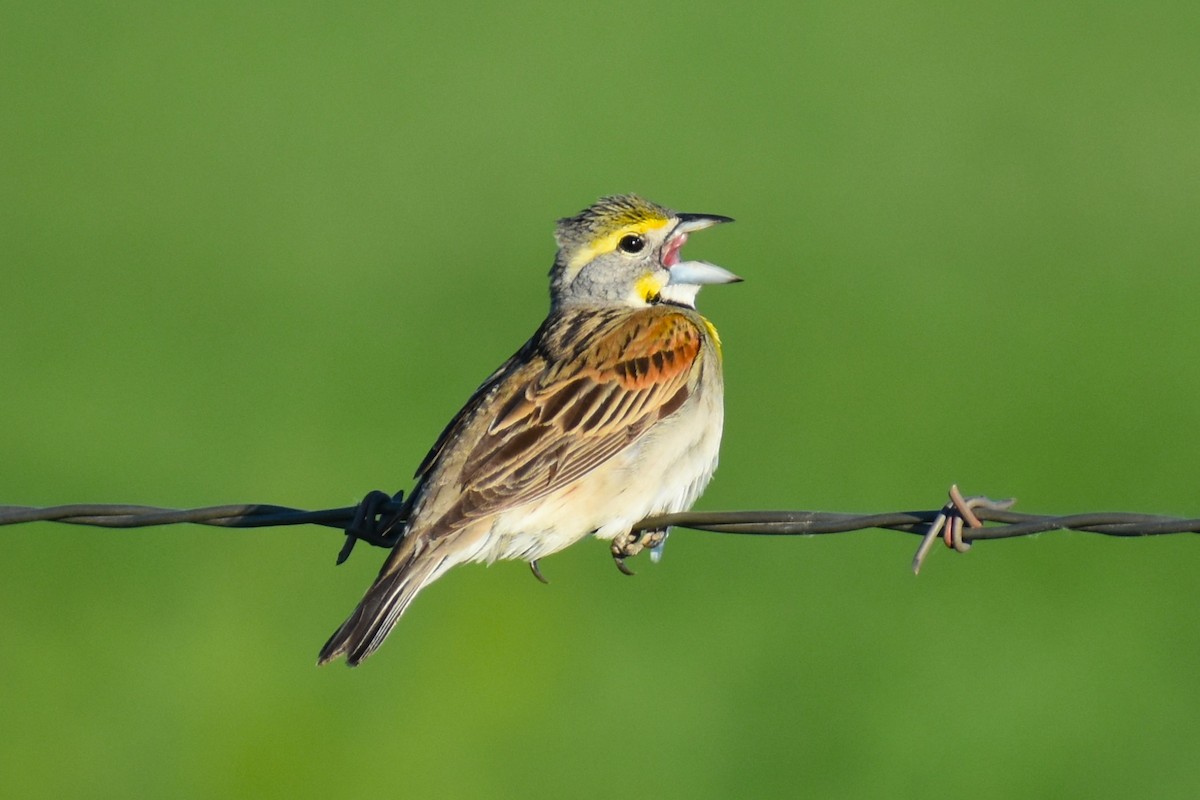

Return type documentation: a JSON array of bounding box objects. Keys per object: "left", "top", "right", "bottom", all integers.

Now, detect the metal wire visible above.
[
  {"left": 1, "top": 486, "right": 1195, "bottom": 573},
  {"left": 640, "top": 507, "right": 1200, "bottom": 538},
  {"left": 0, "top": 502, "right": 359, "bottom": 529}
]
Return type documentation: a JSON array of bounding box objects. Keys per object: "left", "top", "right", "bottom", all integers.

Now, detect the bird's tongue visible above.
[{"left": 663, "top": 233, "right": 688, "bottom": 267}]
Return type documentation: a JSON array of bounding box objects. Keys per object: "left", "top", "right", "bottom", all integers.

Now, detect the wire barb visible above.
[
  {"left": 910, "top": 485, "right": 1017, "bottom": 574},
  {"left": 336, "top": 490, "right": 407, "bottom": 565},
  {"left": 1, "top": 486, "right": 1196, "bottom": 573}
]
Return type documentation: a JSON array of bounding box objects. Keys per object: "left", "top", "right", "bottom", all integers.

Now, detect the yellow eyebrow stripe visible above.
[{"left": 565, "top": 218, "right": 671, "bottom": 276}]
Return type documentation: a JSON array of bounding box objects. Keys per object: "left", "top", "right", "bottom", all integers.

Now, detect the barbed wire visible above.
[{"left": 2, "top": 485, "right": 1195, "bottom": 573}]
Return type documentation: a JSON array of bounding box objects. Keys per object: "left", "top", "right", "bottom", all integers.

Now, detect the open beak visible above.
[
  {"left": 661, "top": 211, "right": 740, "bottom": 299},
  {"left": 663, "top": 211, "right": 740, "bottom": 285},
  {"left": 668, "top": 260, "right": 743, "bottom": 286},
  {"left": 675, "top": 212, "right": 735, "bottom": 234}
]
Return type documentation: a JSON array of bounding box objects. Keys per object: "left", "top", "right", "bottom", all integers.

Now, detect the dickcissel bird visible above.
[{"left": 319, "top": 194, "right": 739, "bottom": 666}]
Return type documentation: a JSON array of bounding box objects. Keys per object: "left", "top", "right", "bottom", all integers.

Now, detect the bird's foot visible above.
[
  {"left": 529, "top": 560, "right": 549, "bottom": 584},
  {"left": 610, "top": 527, "right": 669, "bottom": 576}
]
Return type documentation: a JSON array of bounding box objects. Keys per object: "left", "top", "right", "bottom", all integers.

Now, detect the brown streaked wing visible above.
[
  {"left": 410, "top": 339, "right": 540, "bottom": 484},
  {"left": 429, "top": 308, "right": 706, "bottom": 534}
]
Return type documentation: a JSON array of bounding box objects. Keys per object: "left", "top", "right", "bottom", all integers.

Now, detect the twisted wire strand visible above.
[
  {"left": 0, "top": 503, "right": 356, "bottom": 529},
  {"left": 639, "top": 508, "right": 1200, "bottom": 538},
  {"left": 3, "top": 493, "right": 1196, "bottom": 559}
]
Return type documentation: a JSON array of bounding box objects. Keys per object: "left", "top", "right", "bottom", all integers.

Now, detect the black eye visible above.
[{"left": 618, "top": 234, "right": 645, "bottom": 254}]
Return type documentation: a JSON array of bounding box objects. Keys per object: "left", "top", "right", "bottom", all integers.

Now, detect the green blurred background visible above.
[{"left": 3, "top": 2, "right": 1198, "bottom": 797}]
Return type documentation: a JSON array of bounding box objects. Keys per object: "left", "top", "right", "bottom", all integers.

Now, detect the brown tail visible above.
[{"left": 317, "top": 536, "right": 453, "bottom": 666}]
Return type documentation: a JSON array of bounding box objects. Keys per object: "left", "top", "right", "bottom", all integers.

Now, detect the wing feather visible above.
[{"left": 417, "top": 307, "right": 706, "bottom": 537}]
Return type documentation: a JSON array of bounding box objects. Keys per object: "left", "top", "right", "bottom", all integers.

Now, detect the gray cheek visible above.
[{"left": 568, "top": 269, "right": 627, "bottom": 303}]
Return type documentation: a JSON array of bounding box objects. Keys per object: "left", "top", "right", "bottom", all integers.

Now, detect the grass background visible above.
[{"left": 3, "top": 2, "right": 1199, "bottom": 797}]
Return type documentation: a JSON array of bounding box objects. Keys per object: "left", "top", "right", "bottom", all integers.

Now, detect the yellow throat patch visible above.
[{"left": 634, "top": 272, "right": 667, "bottom": 304}]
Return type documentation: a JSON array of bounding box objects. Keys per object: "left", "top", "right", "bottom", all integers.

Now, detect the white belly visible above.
[{"left": 473, "top": 378, "right": 724, "bottom": 563}]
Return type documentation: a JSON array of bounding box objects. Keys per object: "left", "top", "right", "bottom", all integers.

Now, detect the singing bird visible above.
[{"left": 319, "top": 194, "right": 739, "bottom": 666}]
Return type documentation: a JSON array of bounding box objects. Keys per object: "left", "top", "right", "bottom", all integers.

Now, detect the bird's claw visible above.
[
  {"left": 529, "top": 560, "right": 549, "bottom": 584},
  {"left": 912, "top": 484, "right": 1016, "bottom": 574},
  {"left": 610, "top": 527, "right": 669, "bottom": 576}
]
